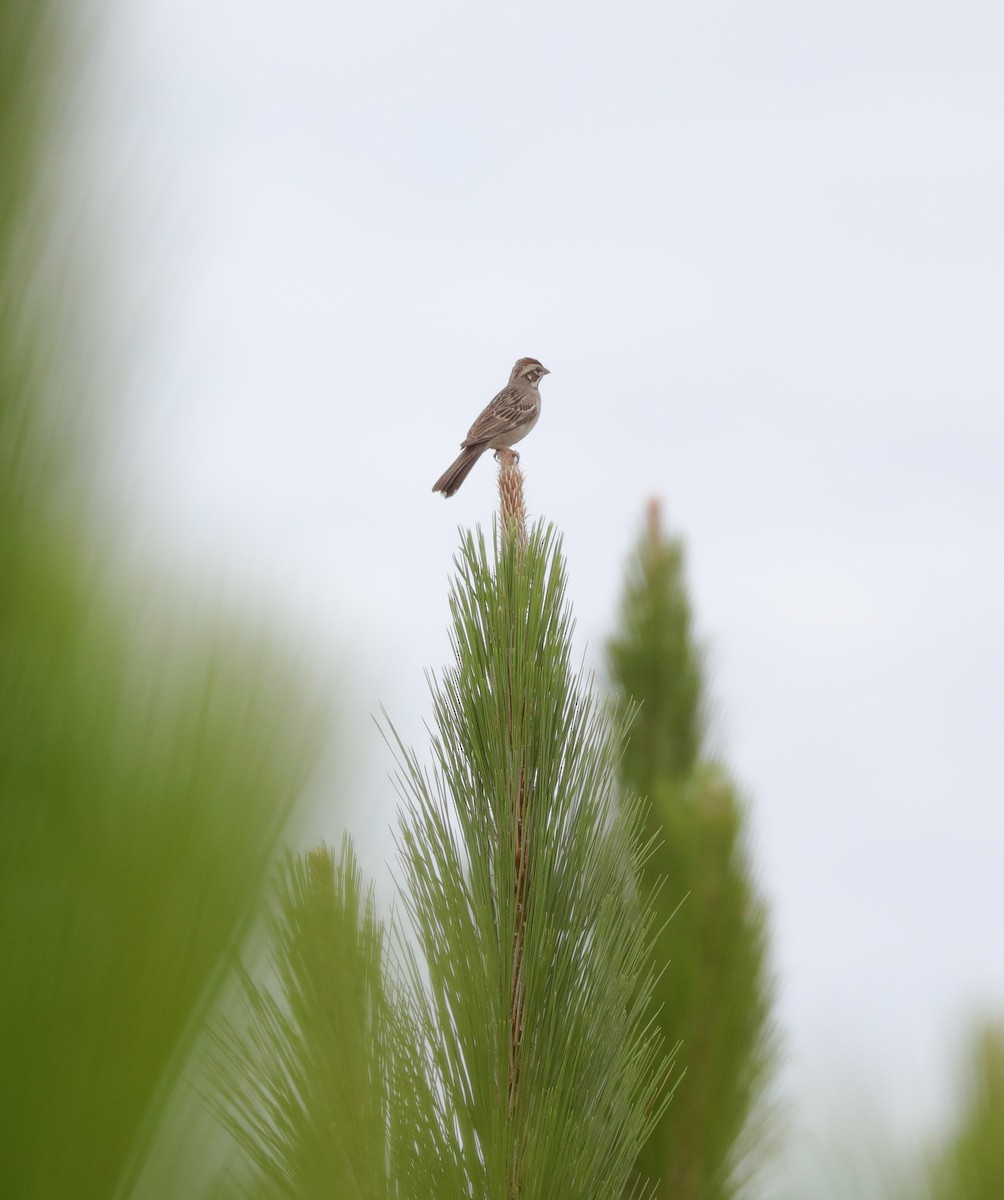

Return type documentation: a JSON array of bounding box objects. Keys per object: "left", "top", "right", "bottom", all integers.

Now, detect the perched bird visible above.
[{"left": 432, "top": 357, "right": 550, "bottom": 498}]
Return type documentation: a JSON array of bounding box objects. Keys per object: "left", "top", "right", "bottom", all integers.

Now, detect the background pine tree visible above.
[{"left": 608, "top": 501, "right": 776, "bottom": 1200}]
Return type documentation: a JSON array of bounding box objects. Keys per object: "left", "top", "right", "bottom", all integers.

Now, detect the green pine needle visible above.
[{"left": 390, "top": 521, "right": 672, "bottom": 1199}]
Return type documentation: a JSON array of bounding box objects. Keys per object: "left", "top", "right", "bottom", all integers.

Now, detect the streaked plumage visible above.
[{"left": 432, "top": 357, "right": 550, "bottom": 498}]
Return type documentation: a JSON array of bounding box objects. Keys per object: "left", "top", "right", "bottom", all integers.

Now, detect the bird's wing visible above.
[{"left": 463, "top": 386, "right": 535, "bottom": 446}]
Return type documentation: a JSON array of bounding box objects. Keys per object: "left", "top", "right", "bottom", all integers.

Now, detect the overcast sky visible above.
[{"left": 84, "top": 0, "right": 1003, "bottom": 1187}]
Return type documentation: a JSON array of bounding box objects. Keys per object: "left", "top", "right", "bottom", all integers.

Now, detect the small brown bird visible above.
[{"left": 432, "top": 357, "right": 550, "bottom": 498}]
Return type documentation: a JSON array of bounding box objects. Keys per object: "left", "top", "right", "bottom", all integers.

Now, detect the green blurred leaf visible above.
[
  {"left": 0, "top": 4, "right": 329, "bottom": 1195},
  {"left": 927, "top": 1026, "right": 1004, "bottom": 1200},
  {"left": 210, "top": 841, "right": 394, "bottom": 1200}
]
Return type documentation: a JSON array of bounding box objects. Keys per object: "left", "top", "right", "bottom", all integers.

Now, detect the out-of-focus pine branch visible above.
[
  {"left": 210, "top": 839, "right": 443, "bottom": 1200},
  {"left": 0, "top": 5, "right": 328, "bottom": 1197},
  {"left": 925, "top": 1025, "right": 1004, "bottom": 1200},
  {"left": 608, "top": 501, "right": 776, "bottom": 1200}
]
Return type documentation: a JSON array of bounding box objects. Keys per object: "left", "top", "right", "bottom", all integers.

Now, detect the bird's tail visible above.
[{"left": 432, "top": 446, "right": 483, "bottom": 498}]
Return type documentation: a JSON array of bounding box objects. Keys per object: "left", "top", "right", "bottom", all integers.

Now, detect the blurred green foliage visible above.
[
  {"left": 211, "top": 841, "right": 398, "bottom": 1199},
  {"left": 927, "top": 1026, "right": 1004, "bottom": 1200},
  {"left": 0, "top": 4, "right": 326, "bottom": 1196},
  {"left": 609, "top": 502, "right": 776, "bottom": 1200}
]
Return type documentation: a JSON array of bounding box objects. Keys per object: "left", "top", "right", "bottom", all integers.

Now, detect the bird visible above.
[{"left": 432, "top": 357, "right": 550, "bottom": 498}]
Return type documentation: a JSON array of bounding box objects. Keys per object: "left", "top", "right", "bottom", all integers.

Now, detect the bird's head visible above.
[{"left": 512, "top": 357, "right": 550, "bottom": 387}]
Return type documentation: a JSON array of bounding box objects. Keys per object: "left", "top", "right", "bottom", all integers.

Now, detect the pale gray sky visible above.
[{"left": 87, "top": 0, "right": 1003, "bottom": 1185}]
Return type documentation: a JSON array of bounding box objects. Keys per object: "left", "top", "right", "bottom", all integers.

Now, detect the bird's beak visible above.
[{"left": 542, "top": 367, "right": 551, "bottom": 375}]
